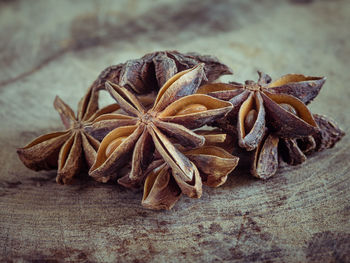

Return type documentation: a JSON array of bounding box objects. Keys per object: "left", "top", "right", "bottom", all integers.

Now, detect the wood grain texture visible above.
[{"left": 0, "top": 0, "right": 349, "bottom": 262}]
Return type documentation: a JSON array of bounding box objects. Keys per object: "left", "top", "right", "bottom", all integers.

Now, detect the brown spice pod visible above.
[{"left": 251, "top": 134, "right": 279, "bottom": 180}]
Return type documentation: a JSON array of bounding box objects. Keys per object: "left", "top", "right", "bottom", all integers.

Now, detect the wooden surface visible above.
[{"left": 1, "top": 0, "right": 349, "bottom": 262}]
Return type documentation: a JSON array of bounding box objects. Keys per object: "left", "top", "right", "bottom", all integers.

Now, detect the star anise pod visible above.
[
  {"left": 17, "top": 88, "right": 119, "bottom": 184},
  {"left": 88, "top": 64, "right": 233, "bottom": 189},
  {"left": 279, "top": 114, "right": 345, "bottom": 166},
  {"left": 91, "top": 50, "right": 233, "bottom": 94},
  {"left": 141, "top": 131, "right": 239, "bottom": 210},
  {"left": 248, "top": 133, "right": 279, "bottom": 180},
  {"left": 248, "top": 114, "right": 344, "bottom": 179},
  {"left": 197, "top": 71, "right": 325, "bottom": 151},
  {"left": 194, "top": 128, "right": 235, "bottom": 154}
]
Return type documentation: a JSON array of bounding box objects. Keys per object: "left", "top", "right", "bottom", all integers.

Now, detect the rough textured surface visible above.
[{"left": 0, "top": 0, "right": 349, "bottom": 262}]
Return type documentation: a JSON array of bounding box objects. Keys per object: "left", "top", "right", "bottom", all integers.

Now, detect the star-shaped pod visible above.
[
  {"left": 91, "top": 50, "right": 233, "bottom": 94},
  {"left": 88, "top": 64, "right": 233, "bottom": 186},
  {"left": 248, "top": 114, "right": 344, "bottom": 179},
  {"left": 197, "top": 71, "right": 325, "bottom": 151},
  {"left": 141, "top": 131, "right": 239, "bottom": 210},
  {"left": 17, "top": 88, "right": 119, "bottom": 184}
]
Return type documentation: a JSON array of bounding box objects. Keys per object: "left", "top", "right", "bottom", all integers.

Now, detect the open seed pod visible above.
[
  {"left": 237, "top": 92, "right": 266, "bottom": 151},
  {"left": 296, "top": 136, "right": 317, "bottom": 155},
  {"left": 141, "top": 132, "right": 239, "bottom": 210},
  {"left": 89, "top": 125, "right": 144, "bottom": 183},
  {"left": 157, "top": 94, "right": 233, "bottom": 130},
  {"left": 197, "top": 71, "right": 324, "bottom": 151},
  {"left": 141, "top": 160, "right": 202, "bottom": 210},
  {"left": 85, "top": 112, "right": 136, "bottom": 141},
  {"left": 89, "top": 65, "right": 234, "bottom": 186},
  {"left": 261, "top": 92, "right": 319, "bottom": 138},
  {"left": 278, "top": 138, "right": 307, "bottom": 166},
  {"left": 185, "top": 146, "right": 239, "bottom": 187},
  {"left": 251, "top": 134, "right": 279, "bottom": 180},
  {"left": 266, "top": 74, "right": 326, "bottom": 105},
  {"left": 142, "top": 163, "right": 182, "bottom": 210},
  {"left": 273, "top": 113, "right": 345, "bottom": 169},
  {"left": 279, "top": 114, "right": 345, "bottom": 165},
  {"left": 195, "top": 128, "right": 235, "bottom": 153},
  {"left": 17, "top": 87, "right": 118, "bottom": 184}
]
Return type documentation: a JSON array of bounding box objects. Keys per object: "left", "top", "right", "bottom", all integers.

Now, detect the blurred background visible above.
[
  {"left": 1, "top": 0, "right": 349, "bottom": 132},
  {"left": 1, "top": 0, "right": 349, "bottom": 85}
]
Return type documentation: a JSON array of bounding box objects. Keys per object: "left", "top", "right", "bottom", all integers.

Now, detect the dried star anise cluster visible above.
[
  {"left": 17, "top": 51, "right": 345, "bottom": 210},
  {"left": 198, "top": 71, "right": 344, "bottom": 179}
]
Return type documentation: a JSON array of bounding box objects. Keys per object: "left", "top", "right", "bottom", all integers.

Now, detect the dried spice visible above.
[
  {"left": 88, "top": 64, "right": 233, "bottom": 189},
  {"left": 194, "top": 128, "right": 235, "bottom": 153},
  {"left": 279, "top": 114, "right": 345, "bottom": 166},
  {"left": 85, "top": 92, "right": 159, "bottom": 141},
  {"left": 15, "top": 49, "right": 346, "bottom": 210},
  {"left": 17, "top": 88, "right": 119, "bottom": 184},
  {"left": 308, "top": 114, "right": 345, "bottom": 152},
  {"left": 91, "top": 50, "right": 233, "bottom": 94},
  {"left": 279, "top": 138, "right": 307, "bottom": 166},
  {"left": 198, "top": 71, "right": 325, "bottom": 151},
  {"left": 250, "top": 133, "right": 280, "bottom": 179},
  {"left": 248, "top": 114, "right": 344, "bottom": 179},
  {"left": 142, "top": 131, "right": 239, "bottom": 210}
]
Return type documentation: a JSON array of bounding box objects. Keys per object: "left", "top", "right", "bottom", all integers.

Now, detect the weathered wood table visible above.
[{"left": 1, "top": 0, "right": 349, "bottom": 262}]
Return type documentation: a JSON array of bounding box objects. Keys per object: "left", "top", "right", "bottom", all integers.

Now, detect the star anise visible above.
[
  {"left": 279, "top": 114, "right": 345, "bottom": 166},
  {"left": 87, "top": 64, "right": 233, "bottom": 189},
  {"left": 249, "top": 114, "right": 344, "bottom": 179},
  {"left": 91, "top": 50, "right": 233, "bottom": 94},
  {"left": 142, "top": 131, "right": 239, "bottom": 210},
  {"left": 17, "top": 88, "right": 119, "bottom": 184},
  {"left": 197, "top": 71, "right": 325, "bottom": 151}
]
